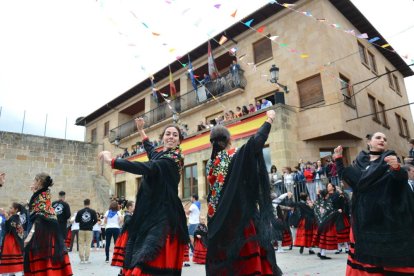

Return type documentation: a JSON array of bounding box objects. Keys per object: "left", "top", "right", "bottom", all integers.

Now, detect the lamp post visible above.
[{"left": 269, "top": 64, "right": 289, "bottom": 93}]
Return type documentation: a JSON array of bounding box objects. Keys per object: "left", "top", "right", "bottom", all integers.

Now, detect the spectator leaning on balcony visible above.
[
  {"left": 121, "top": 148, "right": 130, "bottom": 159},
  {"left": 235, "top": 106, "right": 242, "bottom": 118},
  {"left": 131, "top": 145, "right": 137, "bottom": 156},
  {"left": 256, "top": 100, "right": 262, "bottom": 111},
  {"left": 248, "top": 103, "right": 256, "bottom": 113},
  {"left": 242, "top": 105, "right": 249, "bottom": 116},
  {"left": 261, "top": 98, "right": 273, "bottom": 109},
  {"left": 229, "top": 59, "right": 241, "bottom": 87}
]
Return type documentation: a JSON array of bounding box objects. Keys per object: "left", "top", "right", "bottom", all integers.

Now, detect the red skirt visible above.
[
  {"left": 294, "top": 218, "right": 316, "bottom": 248},
  {"left": 346, "top": 229, "right": 414, "bottom": 276},
  {"left": 64, "top": 228, "right": 71, "bottom": 249},
  {"left": 192, "top": 238, "right": 207, "bottom": 264},
  {"left": 0, "top": 233, "right": 24, "bottom": 273},
  {"left": 312, "top": 222, "right": 338, "bottom": 250},
  {"left": 183, "top": 244, "right": 190, "bottom": 262},
  {"left": 123, "top": 234, "right": 185, "bottom": 276},
  {"left": 25, "top": 251, "right": 73, "bottom": 276},
  {"left": 281, "top": 229, "right": 292, "bottom": 247},
  {"left": 210, "top": 220, "right": 274, "bottom": 275},
  {"left": 337, "top": 214, "right": 351, "bottom": 243},
  {"left": 112, "top": 231, "right": 128, "bottom": 267}
]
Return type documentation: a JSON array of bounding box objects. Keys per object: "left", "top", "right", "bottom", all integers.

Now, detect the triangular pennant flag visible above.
[
  {"left": 381, "top": 43, "right": 390, "bottom": 48},
  {"left": 300, "top": 54, "right": 309, "bottom": 58},
  {"left": 317, "top": 18, "right": 326, "bottom": 22},
  {"left": 357, "top": 33, "right": 368, "bottom": 39},
  {"left": 161, "top": 93, "right": 169, "bottom": 97},
  {"left": 289, "top": 49, "right": 298, "bottom": 53},
  {"left": 152, "top": 32, "right": 160, "bottom": 36},
  {"left": 302, "top": 11, "right": 312, "bottom": 16},
  {"left": 142, "top": 22, "right": 149, "bottom": 29},
  {"left": 368, "top": 37, "right": 380, "bottom": 43},
  {"left": 279, "top": 43, "right": 288, "bottom": 47},
  {"left": 230, "top": 9, "right": 237, "bottom": 18},
  {"left": 214, "top": 4, "right": 221, "bottom": 9},
  {"left": 169, "top": 48, "right": 175, "bottom": 53},
  {"left": 331, "top": 23, "right": 340, "bottom": 28},
  {"left": 257, "top": 25, "right": 266, "bottom": 33},
  {"left": 282, "top": 3, "right": 296, "bottom": 8},
  {"left": 244, "top": 19, "right": 254, "bottom": 27},
  {"left": 182, "top": 63, "right": 187, "bottom": 67},
  {"left": 219, "top": 35, "right": 228, "bottom": 45},
  {"left": 269, "top": 35, "right": 279, "bottom": 41}
]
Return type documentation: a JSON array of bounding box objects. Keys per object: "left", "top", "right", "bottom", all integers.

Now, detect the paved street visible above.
[{"left": 69, "top": 247, "right": 347, "bottom": 275}]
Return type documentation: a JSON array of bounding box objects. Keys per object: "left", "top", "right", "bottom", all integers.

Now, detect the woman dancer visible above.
[
  {"left": 192, "top": 217, "right": 208, "bottom": 264},
  {"left": 112, "top": 201, "right": 134, "bottom": 275},
  {"left": 326, "top": 183, "right": 350, "bottom": 254},
  {"left": 24, "top": 173, "right": 73, "bottom": 276},
  {"left": 0, "top": 203, "right": 24, "bottom": 275},
  {"left": 206, "top": 110, "right": 282, "bottom": 275},
  {"left": 335, "top": 132, "right": 414, "bottom": 275},
  {"left": 99, "top": 118, "right": 188, "bottom": 275},
  {"left": 288, "top": 193, "right": 316, "bottom": 255}
]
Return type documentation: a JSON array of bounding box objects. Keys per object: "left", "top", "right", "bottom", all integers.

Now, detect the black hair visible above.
[
  {"left": 192, "top": 194, "right": 199, "bottom": 201},
  {"left": 35, "top": 173, "right": 53, "bottom": 188},
  {"left": 326, "top": 182, "right": 336, "bottom": 192},
  {"left": 125, "top": 201, "right": 134, "bottom": 209},
  {"left": 84, "top": 199, "right": 90, "bottom": 206},
  {"left": 299, "top": 192, "right": 308, "bottom": 201},
  {"left": 159, "top": 124, "right": 184, "bottom": 142},
  {"left": 319, "top": 189, "right": 328, "bottom": 199},
  {"left": 12, "top": 202, "right": 23, "bottom": 213},
  {"left": 109, "top": 201, "right": 119, "bottom": 211},
  {"left": 59, "top": 191, "right": 66, "bottom": 197},
  {"left": 209, "top": 125, "right": 231, "bottom": 161},
  {"left": 270, "top": 165, "right": 277, "bottom": 173}
]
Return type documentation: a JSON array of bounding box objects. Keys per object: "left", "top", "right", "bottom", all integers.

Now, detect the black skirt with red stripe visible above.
[
  {"left": 123, "top": 234, "right": 185, "bottom": 276},
  {"left": 336, "top": 214, "right": 351, "bottom": 243},
  {"left": 0, "top": 233, "right": 24, "bottom": 274},
  {"left": 112, "top": 231, "right": 128, "bottom": 267},
  {"left": 192, "top": 238, "right": 207, "bottom": 264},
  {"left": 294, "top": 218, "right": 317, "bottom": 248},
  {"left": 312, "top": 221, "right": 338, "bottom": 250},
  {"left": 346, "top": 229, "right": 414, "bottom": 275},
  {"left": 183, "top": 244, "right": 190, "bottom": 263}
]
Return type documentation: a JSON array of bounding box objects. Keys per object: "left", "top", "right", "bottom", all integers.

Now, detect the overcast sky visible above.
[{"left": 0, "top": 0, "right": 413, "bottom": 141}]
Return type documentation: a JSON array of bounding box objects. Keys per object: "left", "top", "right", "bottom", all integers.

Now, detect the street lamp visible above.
[{"left": 269, "top": 64, "right": 289, "bottom": 93}]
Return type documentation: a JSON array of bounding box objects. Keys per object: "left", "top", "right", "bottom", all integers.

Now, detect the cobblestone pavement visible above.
[{"left": 69, "top": 247, "right": 347, "bottom": 275}]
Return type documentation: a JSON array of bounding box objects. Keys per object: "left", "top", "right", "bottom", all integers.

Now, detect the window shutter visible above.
[{"left": 297, "top": 74, "right": 324, "bottom": 107}]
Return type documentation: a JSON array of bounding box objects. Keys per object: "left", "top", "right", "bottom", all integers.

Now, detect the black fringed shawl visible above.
[
  {"left": 337, "top": 150, "right": 414, "bottom": 267},
  {"left": 24, "top": 188, "right": 65, "bottom": 271},
  {"left": 206, "top": 122, "right": 282, "bottom": 276},
  {"left": 112, "top": 140, "right": 188, "bottom": 270},
  {"left": 0, "top": 214, "right": 24, "bottom": 257},
  {"left": 194, "top": 223, "right": 208, "bottom": 248}
]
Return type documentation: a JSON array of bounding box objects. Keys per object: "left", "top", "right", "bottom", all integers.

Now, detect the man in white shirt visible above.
[
  {"left": 186, "top": 194, "right": 200, "bottom": 253},
  {"left": 261, "top": 98, "right": 273, "bottom": 109}
]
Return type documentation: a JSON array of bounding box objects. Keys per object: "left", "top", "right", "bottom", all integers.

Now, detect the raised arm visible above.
[
  {"left": 333, "top": 145, "right": 345, "bottom": 182},
  {"left": 135, "top": 118, "right": 157, "bottom": 159},
  {"left": 99, "top": 151, "right": 158, "bottom": 176},
  {"left": 253, "top": 110, "right": 275, "bottom": 152}
]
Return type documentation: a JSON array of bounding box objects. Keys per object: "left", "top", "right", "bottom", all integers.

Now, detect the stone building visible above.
[
  {"left": 0, "top": 131, "right": 110, "bottom": 213},
  {"left": 76, "top": 0, "right": 413, "bottom": 211}
]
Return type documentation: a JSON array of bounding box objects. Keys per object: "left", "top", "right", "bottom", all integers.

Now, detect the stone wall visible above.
[{"left": 0, "top": 131, "right": 110, "bottom": 214}]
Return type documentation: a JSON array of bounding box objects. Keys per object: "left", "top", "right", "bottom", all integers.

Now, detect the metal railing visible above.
[{"left": 109, "top": 69, "right": 247, "bottom": 142}]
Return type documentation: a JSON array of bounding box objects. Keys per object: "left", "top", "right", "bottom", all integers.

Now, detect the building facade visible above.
[{"left": 77, "top": 0, "right": 413, "bottom": 212}]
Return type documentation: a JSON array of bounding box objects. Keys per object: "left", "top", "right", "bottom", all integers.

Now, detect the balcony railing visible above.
[{"left": 109, "top": 69, "right": 247, "bottom": 142}]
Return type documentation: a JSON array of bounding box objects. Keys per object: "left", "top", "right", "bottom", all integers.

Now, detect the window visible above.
[
  {"left": 402, "top": 118, "right": 410, "bottom": 139},
  {"left": 367, "top": 51, "right": 377, "bottom": 73},
  {"left": 253, "top": 36, "right": 273, "bottom": 64},
  {"left": 206, "top": 111, "right": 223, "bottom": 126},
  {"left": 368, "top": 95, "right": 380, "bottom": 123},
  {"left": 339, "top": 74, "right": 355, "bottom": 107},
  {"left": 358, "top": 42, "right": 368, "bottom": 65},
  {"left": 104, "top": 121, "right": 110, "bottom": 137},
  {"left": 116, "top": 181, "right": 126, "bottom": 198},
  {"left": 91, "top": 128, "right": 97, "bottom": 143},
  {"left": 377, "top": 101, "right": 388, "bottom": 127},
  {"left": 297, "top": 74, "right": 324, "bottom": 107},
  {"left": 392, "top": 75, "right": 400, "bottom": 94},
  {"left": 385, "top": 67, "right": 394, "bottom": 90},
  {"left": 395, "top": 114, "right": 404, "bottom": 136},
  {"left": 183, "top": 163, "right": 198, "bottom": 199}
]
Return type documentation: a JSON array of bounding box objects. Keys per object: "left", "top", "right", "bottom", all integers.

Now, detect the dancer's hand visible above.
[
  {"left": 266, "top": 110, "right": 276, "bottom": 124},
  {"left": 287, "top": 192, "right": 293, "bottom": 198},
  {"left": 98, "top": 151, "right": 113, "bottom": 165},
  {"left": 384, "top": 155, "right": 400, "bottom": 169},
  {"left": 135, "top": 117, "right": 145, "bottom": 131},
  {"left": 333, "top": 146, "right": 343, "bottom": 159},
  {"left": 196, "top": 235, "right": 201, "bottom": 239}
]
